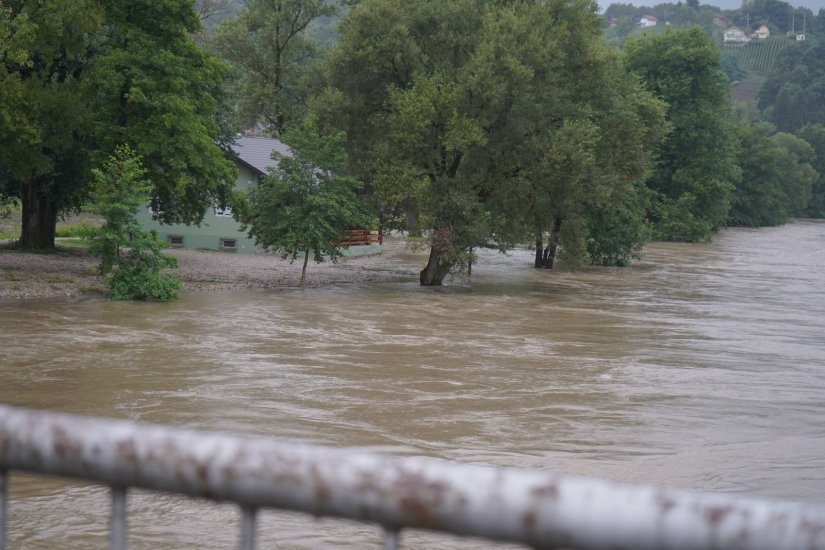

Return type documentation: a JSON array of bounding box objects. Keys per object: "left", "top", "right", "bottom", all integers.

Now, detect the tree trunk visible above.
[
  {"left": 543, "top": 217, "right": 563, "bottom": 270},
  {"left": 19, "top": 178, "right": 58, "bottom": 249},
  {"left": 467, "top": 247, "right": 473, "bottom": 277},
  {"left": 534, "top": 235, "right": 544, "bottom": 268},
  {"left": 405, "top": 199, "right": 421, "bottom": 237},
  {"left": 543, "top": 244, "right": 557, "bottom": 269},
  {"left": 300, "top": 249, "right": 309, "bottom": 288},
  {"left": 419, "top": 247, "right": 453, "bottom": 286}
]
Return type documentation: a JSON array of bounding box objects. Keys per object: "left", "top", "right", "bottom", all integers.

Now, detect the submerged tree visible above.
[
  {"left": 322, "top": 0, "right": 665, "bottom": 285},
  {"left": 242, "top": 116, "right": 370, "bottom": 288},
  {"left": 0, "top": 0, "right": 236, "bottom": 249},
  {"left": 625, "top": 28, "right": 741, "bottom": 242}
]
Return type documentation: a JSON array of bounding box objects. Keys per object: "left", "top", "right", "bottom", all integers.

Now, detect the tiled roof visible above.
[{"left": 230, "top": 136, "right": 292, "bottom": 175}]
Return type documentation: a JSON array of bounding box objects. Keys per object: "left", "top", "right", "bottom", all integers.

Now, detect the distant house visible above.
[
  {"left": 723, "top": 27, "right": 750, "bottom": 44},
  {"left": 796, "top": 33, "right": 806, "bottom": 42},
  {"left": 713, "top": 15, "right": 727, "bottom": 28},
  {"left": 639, "top": 15, "right": 657, "bottom": 28},
  {"left": 754, "top": 25, "right": 770, "bottom": 39},
  {"left": 137, "top": 136, "right": 381, "bottom": 255}
]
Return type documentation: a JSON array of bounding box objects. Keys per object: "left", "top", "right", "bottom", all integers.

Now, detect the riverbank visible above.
[{"left": 0, "top": 242, "right": 418, "bottom": 300}]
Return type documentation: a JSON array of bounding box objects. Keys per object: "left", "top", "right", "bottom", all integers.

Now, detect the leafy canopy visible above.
[
  {"left": 322, "top": 0, "right": 665, "bottom": 283},
  {"left": 210, "top": 0, "right": 337, "bottom": 134},
  {"left": 242, "top": 116, "right": 371, "bottom": 287},
  {"left": 0, "top": 0, "right": 237, "bottom": 248},
  {"left": 625, "top": 28, "right": 740, "bottom": 242}
]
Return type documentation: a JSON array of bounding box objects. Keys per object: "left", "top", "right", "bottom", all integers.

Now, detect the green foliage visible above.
[
  {"left": 797, "top": 124, "right": 825, "bottom": 217},
  {"left": 242, "top": 116, "right": 370, "bottom": 287},
  {"left": 771, "top": 132, "right": 817, "bottom": 215},
  {"left": 0, "top": 0, "right": 103, "bottom": 247},
  {"left": 87, "top": 146, "right": 182, "bottom": 300},
  {"left": 0, "top": 0, "right": 236, "bottom": 248},
  {"left": 0, "top": 198, "right": 15, "bottom": 221},
  {"left": 210, "top": 0, "right": 337, "bottom": 134},
  {"left": 759, "top": 36, "right": 825, "bottom": 133},
  {"left": 729, "top": 124, "right": 819, "bottom": 226},
  {"left": 324, "top": 0, "right": 665, "bottom": 283},
  {"left": 586, "top": 183, "right": 652, "bottom": 266},
  {"left": 625, "top": 28, "right": 741, "bottom": 242},
  {"left": 721, "top": 54, "right": 747, "bottom": 84},
  {"left": 55, "top": 222, "right": 99, "bottom": 238},
  {"left": 90, "top": 0, "right": 238, "bottom": 226},
  {"left": 730, "top": 124, "right": 789, "bottom": 226},
  {"left": 105, "top": 233, "right": 182, "bottom": 301}
]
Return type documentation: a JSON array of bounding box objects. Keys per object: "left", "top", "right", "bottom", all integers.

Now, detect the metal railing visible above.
[{"left": 1, "top": 404, "right": 825, "bottom": 549}]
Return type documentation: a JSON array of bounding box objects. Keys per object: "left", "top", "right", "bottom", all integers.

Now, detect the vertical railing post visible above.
[
  {"left": 110, "top": 486, "right": 127, "bottom": 550},
  {"left": 383, "top": 527, "right": 400, "bottom": 550},
  {"left": 0, "top": 469, "right": 7, "bottom": 550},
  {"left": 240, "top": 506, "right": 257, "bottom": 550}
]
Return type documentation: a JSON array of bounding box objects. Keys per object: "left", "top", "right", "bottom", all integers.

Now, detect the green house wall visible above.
[
  {"left": 136, "top": 162, "right": 382, "bottom": 257},
  {"left": 136, "top": 164, "right": 260, "bottom": 253}
]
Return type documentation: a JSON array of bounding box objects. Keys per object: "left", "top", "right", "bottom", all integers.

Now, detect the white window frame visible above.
[{"left": 214, "top": 205, "right": 233, "bottom": 217}]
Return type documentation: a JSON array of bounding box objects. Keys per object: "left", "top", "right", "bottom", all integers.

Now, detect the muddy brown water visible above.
[{"left": 2, "top": 221, "right": 825, "bottom": 548}]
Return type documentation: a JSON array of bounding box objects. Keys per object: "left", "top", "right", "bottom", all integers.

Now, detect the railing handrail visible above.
[{"left": 2, "top": 405, "right": 825, "bottom": 549}]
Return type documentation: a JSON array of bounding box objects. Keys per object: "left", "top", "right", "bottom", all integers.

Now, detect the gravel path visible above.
[{"left": 0, "top": 241, "right": 418, "bottom": 300}]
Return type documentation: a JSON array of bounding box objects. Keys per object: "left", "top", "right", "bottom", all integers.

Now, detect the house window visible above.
[
  {"left": 214, "top": 205, "right": 233, "bottom": 217},
  {"left": 220, "top": 238, "right": 237, "bottom": 250},
  {"left": 169, "top": 235, "right": 184, "bottom": 248}
]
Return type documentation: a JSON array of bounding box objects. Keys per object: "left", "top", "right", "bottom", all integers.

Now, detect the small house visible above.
[
  {"left": 723, "top": 27, "right": 750, "bottom": 44},
  {"left": 137, "top": 136, "right": 381, "bottom": 255},
  {"left": 754, "top": 25, "right": 770, "bottom": 39},
  {"left": 639, "top": 15, "right": 657, "bottom": 28}
]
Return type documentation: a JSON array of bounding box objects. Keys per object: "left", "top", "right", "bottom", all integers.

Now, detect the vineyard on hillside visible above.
[{"left": 721, "top": 36, "right": 791, "bottom": 75}]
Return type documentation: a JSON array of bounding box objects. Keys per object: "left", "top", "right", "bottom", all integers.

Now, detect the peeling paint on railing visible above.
[{"left": 1, "top": 405, "right": 825, "bottom": 549}]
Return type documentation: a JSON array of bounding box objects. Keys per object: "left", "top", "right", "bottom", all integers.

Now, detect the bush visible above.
[
  {"left": 87, "top": 146, "right": 182, "bottom": 300},
  {"left": 56, "top": 222, "right": 99, "bottom": 238}
]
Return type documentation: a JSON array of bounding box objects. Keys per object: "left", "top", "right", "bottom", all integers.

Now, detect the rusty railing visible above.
[{"left": 1, "top": 405, "right": 825, "bottom": 549}]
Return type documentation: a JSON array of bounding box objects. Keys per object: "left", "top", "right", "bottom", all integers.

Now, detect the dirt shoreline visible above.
[{"left": 0, "top": 241, "right": 418, "bottom": 301}]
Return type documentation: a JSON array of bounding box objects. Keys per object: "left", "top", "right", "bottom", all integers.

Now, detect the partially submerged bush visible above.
[{"left": 87, "top": 146, "right": 182, "bottom": 300}]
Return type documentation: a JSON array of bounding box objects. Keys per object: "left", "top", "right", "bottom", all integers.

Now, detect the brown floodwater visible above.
[{"left": 2, "top": 221, "right": 825, "bottom": 548}]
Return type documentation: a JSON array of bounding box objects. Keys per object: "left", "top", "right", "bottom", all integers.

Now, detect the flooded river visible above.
[{"left": 2, "top": 221, "right": 825, "bottom": 548}]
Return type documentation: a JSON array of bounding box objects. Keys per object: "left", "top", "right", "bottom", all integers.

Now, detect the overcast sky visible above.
[{"left": 597, "top": 0, "right": 824, "bottom": 12}]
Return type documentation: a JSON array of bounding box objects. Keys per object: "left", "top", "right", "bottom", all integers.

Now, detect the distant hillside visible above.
[
  {"left": 599, "top": 0, "right": 822, "bottom": 11},
  {"left": 722, "top": 36, "right": 789, "bottom": 74}
]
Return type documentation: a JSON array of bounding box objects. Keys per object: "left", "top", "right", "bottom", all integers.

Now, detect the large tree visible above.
[
  {"left": 625, "top": 28, "right": 741, "bottom": 242},
  {"left": 730, "top": 124, "right": 793, "bottom": 227},
  {"left": 211, "top": 0, "right": 337, "bottom": 135},
  {"left": 322, "top": 0, "right": 664, "bottom": 285},
  {"left": 0, "top": 0, "right": 236, "bottom": 249},
  {"left": 729, "top": 124, "right": 818, "bottom": 227},
  {"left": 0, "top": 0, "right": 101, "bottom": 248}
]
